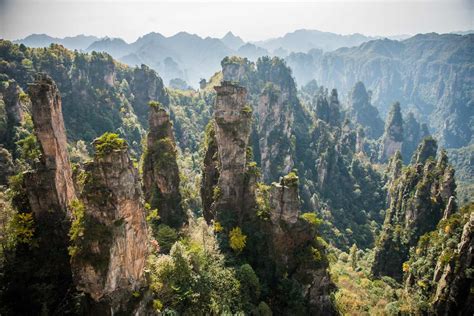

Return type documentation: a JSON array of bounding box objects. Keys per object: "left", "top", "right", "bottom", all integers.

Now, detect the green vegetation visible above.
[
  {"left": 229, "top": 227, "right": 247, "bottom": 253},
  {"left": 93, "top": 132, "right": 127, "bottom": 157}
]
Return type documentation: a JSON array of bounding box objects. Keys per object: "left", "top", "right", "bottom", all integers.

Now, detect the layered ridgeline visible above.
[{"left": 285, "top": 33, "right": 474, "bottom": 149}]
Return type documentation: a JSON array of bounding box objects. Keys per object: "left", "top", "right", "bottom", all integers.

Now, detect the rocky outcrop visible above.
[
  {"left": 379, "top": 102, "right": 403, "bottom": 162},
  {"left": 372, "top": 138, "right": 456, "bottom": 281},
  {"left": 25, "top": 73, "right": 77, "bottom": 217},
  {"left": 348, "top": 81, "right": 384, "bottom": 139},
  {"left": 0, "top": 146, "right": 14, "bottom": 185},
  {"left": 142, "top": 104, "right": 185, "bottom": 228},
  {"left": 257, "top": 82, "right": 294, "bottom": 182},
  {"left": 4, "top": 74, "right": 77, "bottom": 314},
  {"left": 314, "top": 88, "right": 341, "bottom": 128},
  {"left": 130, "top": 64, "right": 170, "bottom": 126},
  {"left": 266, "top": 173, "right": 336, "bottom": 315},
  {"left": 432, "top": 211, "right": 473, "bottom": 315},
  {"left": 210, "top": 81, "right": 252, "bottom": 225},
  {"left": 0, "top": 79, "right": 26, "bottom": 148},
  {"left": 71, "top": 135, "right": 148, "bottom": 312},
  {"left": 401, "top": 112, "right": 430, "bottom": 164}
]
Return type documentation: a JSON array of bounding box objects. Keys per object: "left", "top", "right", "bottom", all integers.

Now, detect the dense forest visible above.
[{"left": 0, "top": 36, "right": 472, "bottom": 315}]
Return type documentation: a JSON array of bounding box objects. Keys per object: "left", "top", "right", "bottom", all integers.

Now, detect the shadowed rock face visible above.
[
  {"left": 213, "top": 81, "right": 251, "bottom": 220},
  {"left": 372, "top": 139, "right": 456, "bottom": 281},
  {"left": 433, "top": 212, "right": 474, "bottom": 315},
  {"left": 5, "top": 73, "right": 76, "bottom": 314},
  {"left": 267, "top": 175, "right": 337, "bottom": 316},
  {"left": 72, "top": 144, "right": 148, "bottom": 312},
  {"left": 26, "top": 73, "right": 76, "bottom": 217},
  {"left": 142, "top": 105, "right": 185, "bottom": 228},
  {"left": 379, "top": 102, "right": 403, "bottom": 163},
  {"left": 257, "top": 83, "right": 294, "bottom": 182}
]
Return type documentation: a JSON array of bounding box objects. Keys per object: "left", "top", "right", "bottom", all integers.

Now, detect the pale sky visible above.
[{"left": 1, "top": 0, "right": 473, "bottom": 42}]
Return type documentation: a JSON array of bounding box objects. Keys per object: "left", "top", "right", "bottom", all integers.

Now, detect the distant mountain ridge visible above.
[{"left": 14, "top": 33, "right": 101, "bottom": 50}]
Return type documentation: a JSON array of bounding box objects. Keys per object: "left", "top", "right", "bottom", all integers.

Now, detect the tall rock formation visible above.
[
  {"left": 348, "top": 81, "right": 384, "bottom": 139},
  {"left": 432, "top": 211, "right": 473, "bottom": 315},
  {"left": 1, "top": 74, "right": 76, "bottom": 314},
  {"left": 142, "top": 103, "right": 185, "bottom": 228},
  {"left": 26, "top": 74, "right": 77, "bottom": 217},
  {"left": 266, "top": 173, "right": 336, "bottom": 315},
  {"left": 130, "top": 64, "right": 170, "bottom": 126},
  {"left": 379, "top": 102, "right": 404, "bottom": 162},
  {"left": 201, "top": 78, "right": 336, "bottom": 315},
  {"left": 401, "top": 112, "right": 430, "bottom": 164},
  {"left": 0, "top": 79, "right": 26, "bottom": 149},
  {"left": 70, "top": 133, "right": 148, "bottom": 312},
  {"left": 257, "top": 82, "right": 294, "bottom": 182},
  {"left": 372, "top": 138, "right": 456, "bottom": 281},
  {"left": 212, "top": 81, "right": 252, "bottom": 226}
]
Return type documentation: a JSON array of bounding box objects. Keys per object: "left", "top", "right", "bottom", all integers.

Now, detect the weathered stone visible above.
[
  {"left": 433, "top": 212, "right": 473, "bottom": 315},
  {"left": 142, "top": 105, "right": 185, "bottom": 228},
  {"left": 212, "top": 81, "right": 251, "bottom": 223},
  {"left": 72, "top": 143, "right": 148, "bottom": 312},
  {"left": 26, "top": 73, "right": 76, "bottom": 217}
]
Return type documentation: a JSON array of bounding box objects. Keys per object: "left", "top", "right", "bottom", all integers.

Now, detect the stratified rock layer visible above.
[
  {"left": 26, "top": 73, "right": 76, "bottom": 217},
  {"left": 72, "top": 143, "right": 148, "bottom": 312}
]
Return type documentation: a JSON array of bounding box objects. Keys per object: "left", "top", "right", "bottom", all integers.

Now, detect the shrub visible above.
[
  {"left": 93, "top": 132, "right": 127, "bottom": 157},
  {"left": 155, "top": 224, "right": 178, "bottom": 253},
  {"left": 229, "top": 227, "right": 247, "bottom": 253}
]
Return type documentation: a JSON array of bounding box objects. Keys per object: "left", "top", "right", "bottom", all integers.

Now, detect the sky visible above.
[{"left": 1, "top": 0, "right": 473, "bottom": 42}]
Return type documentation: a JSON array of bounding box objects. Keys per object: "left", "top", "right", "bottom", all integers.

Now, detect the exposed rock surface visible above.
[
  {"left": 266, "top": 175, "right": 336, "bottom": 315},
  {"left": 71, "top": 140, "right": 148, "bottom": 312},
  {"left": 142, "top": 104, "right": 185, "bottom": 228},
  {"left": 26, "top": 73, "right": 76, "bottom": 217},
  {"left": 0, "top": 79, "right": 26, "bottom": 148},
  {"left": 379, "top": 102, "right": 403, "bottom": 162},
  {"left": 348, "top": 81, "right": 384, "bottom": 139},
  {"left": 257, "top": 83, "right": 294, "bottom": 182},
  {"left": 130, "top": 64, "right": 170, "bottom": 125},
  {"left": 0, "top": 146, "right": 14, "bottom": 185},
  {"left": 212, "top": 81, "right": 252, "bottom": 224},
  {"left": 433, "top": 211, "right": 473, "bottom": 315},
  {"left": 372, "top": 138, "right": 456, "bottom": 281},
  {"left": 3, "top": 74, "right": 76, "bottom": 314},
  {"left": 201, "top": 77, "right": 336, "bottom": 315}
]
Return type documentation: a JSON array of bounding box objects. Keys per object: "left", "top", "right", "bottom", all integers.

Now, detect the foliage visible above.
[
  {"left": 281, "top": 171, "right": 298, "bottom": 187},
  {"left": 331, "top": 247, "right": 403, "bottom": 315},
  {"left": 93, "top": 132, "right": 127, "bottom": 157},
  {"left": 255, "top": 183, "right": 271, "bottom": 220},
  {"left": 229, "top": 227, "right": 247, "bottom": 253},
  {"left": 147, "top": 218, "right": 245, "bottom": 314},
  {"left": 154, "top": 224, "right": 178, "bottom": 254}
]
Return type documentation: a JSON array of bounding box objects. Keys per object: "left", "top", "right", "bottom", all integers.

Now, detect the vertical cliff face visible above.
[
  {"left": 348, "top": 81, "right": 384, "bottom": 139},
  {"left": 201, "top": 78, "right": 335, "bottom": 314},
  {"left": 372, "top": 138, "right": 455, "bottom": 281},
  {"left": 71, "top": 135, "right": 148, "bottom": 311},
  {"left": 257, "top": 83, "right": 294, "bottom": 182},
  {"left": 142, "top": 104, "right": 185, "bottom": 228},
  {"left": 0, "top": 79, "right": 26, "bottom": 149},
  {"left": 26, "top": 73, "right": 76, "bottom": 217},
  {"left": 3, "top": 74, "right": 76, "bottom": 313},
  {"left": 130, "top": 64, "right": 170, "bottom": 125},
  {"left": 432, "top": 211, "right": 473, "bottom": 315},
  {"left": 211, "top": 81, "right": 252, "bottom": 226},
  {"left": 265, "top": 173, "right": 336, "bottom": 315},
  {"left": 379, "top": 102, "right": 404, "bottom": 162}
]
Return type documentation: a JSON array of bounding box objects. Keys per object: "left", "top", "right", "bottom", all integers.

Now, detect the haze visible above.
[{"left": 1, "top": 0, "right": 473, "bottom": 42}]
